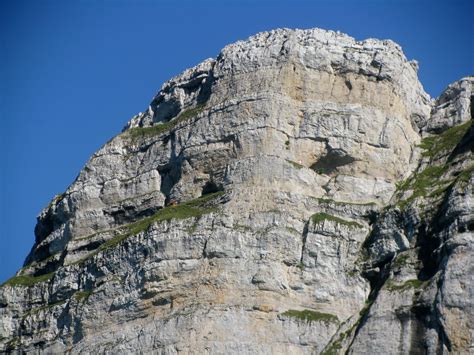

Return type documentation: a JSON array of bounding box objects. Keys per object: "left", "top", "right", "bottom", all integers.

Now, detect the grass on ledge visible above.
[
  {"left": 74, "top": 290, "right": 93, "bottom": 302},
  {"left": 76, "top": 191, "right": 224, "bottom": 264},
  {"left": 311, "top": 212, "right": 363, "bottom": 229},
  {"left": 1, "top": 272, "right": 55, "bottom": 288},
  {"left": 386, "top": 278, "right": 426, "bottom": 292},
  {"left": 126, "top": 104, "right": 206, "bottom": 141},
  {"left": 395, "top": 164, "right": 452, "bottom": 210},
  {"left": 316, "top": 198, "right": 376, "bottom": 206},
  {"left": 418, "top": 120, "right": 472, "bottom": 159},
  {"left": 394, "top": 121, "right": 472, "bottom": 210},
  {"left": 456, "top": 164, "right": 474, "bottom": 184},
  {"left": 281, "top": 309, "right": 339, "bottom": 324}
]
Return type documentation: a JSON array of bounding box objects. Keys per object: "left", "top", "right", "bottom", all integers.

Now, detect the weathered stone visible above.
[{"left": 1, "top": 28, "right": 472, "bottom": 354}]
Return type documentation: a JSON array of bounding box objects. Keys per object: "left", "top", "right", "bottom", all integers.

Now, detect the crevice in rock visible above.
[
  {"left": 196, "top": 70, "right": 215, "bottom": 105},
  {"left": 344, "top": 79, "right": 352, "bottom": 91},
  {"left": 201, "top": 239, "right": 208, "bottom": 258},
  {"left": 158, "top": 153, "right": 184, "bottom": 205},
  {"left": 432, "top": 278, "right": 453, "bottom": 352},
  {"left": 104, "top": 204, "right": 161, "bottom": 226},
  {"left": 299, "top": 220, "right": 310, "bottom": 266},
  {"left": 415, "top": 223, "right": 441, "bottom": 281},
  {"left": 346, "top": 261, "right": 391, "bottom": 353}
]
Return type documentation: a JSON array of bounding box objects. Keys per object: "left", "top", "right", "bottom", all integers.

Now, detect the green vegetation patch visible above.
[
  {"left": 392, "top": 253, "right": 410, "bottom": 268},
  {"left": 395, "top": 121, "right": 473, "bottom": 210},
  {"left": 396, "top": 164, "right": 452, "bottom": 210},
  {"left": 456, "top": 164, "right": 474, "bottom": 184},
  {"left": 76, "top": 191, "right": 224, "bottom": 263},
  {"left": 281, "top": 309, "right": 339, "bottom": 324},
  {"left": 1, "top": 272, "right": 55, "bottom": 288},
  {"left": 323, "top": 299, "right": 376, "bottom": 354},
  {"left": 386, "top": 278, "right": 427, "bottom": 292},
  {"left": 74, "top": 290, "right": 93, "bottom": 302},
  {"left": 322, "top": 327, "right": 353, "bottom": 355},
  {"left": 311, "top": 212, "right": 363, "bottom": 229},
  {"left": 127, "top": 104, "right": 206, "bottom": 141},
  {"left": 419, "top": 120, "right": 472, "bottom": 159},
  {"left": 316, "top": 198, "right": 376, "bottom": 206}
]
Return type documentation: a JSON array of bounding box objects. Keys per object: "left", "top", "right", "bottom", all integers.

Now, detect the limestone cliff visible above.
[{"left": 0, "top": 28, "right": 472, "bottom": 354}]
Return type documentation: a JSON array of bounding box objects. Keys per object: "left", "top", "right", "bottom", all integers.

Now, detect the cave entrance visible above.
[
  {"left": 202, "top": 181, "right": 220, "bottom": 195},
  {"left": 310, "top": 149, "right": 355, "bottom": 174}
]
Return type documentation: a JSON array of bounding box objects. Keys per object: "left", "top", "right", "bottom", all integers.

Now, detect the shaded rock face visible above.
[{"left": 0, "top": 28, "right": 471, "bottom": 354}]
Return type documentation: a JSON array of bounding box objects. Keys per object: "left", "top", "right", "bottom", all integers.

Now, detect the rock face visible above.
[{"left": 0, "top": 28, "right": 472, "bottom": 354}]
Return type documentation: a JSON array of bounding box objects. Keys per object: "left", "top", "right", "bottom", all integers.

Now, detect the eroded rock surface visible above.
[{"left": 0, "top": 28, "right": 472, "bottom": 354}]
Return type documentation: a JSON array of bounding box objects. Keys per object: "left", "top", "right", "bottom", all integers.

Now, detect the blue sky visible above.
[{"left": 0, "top": 0, "right": 472, "bottom": 283}]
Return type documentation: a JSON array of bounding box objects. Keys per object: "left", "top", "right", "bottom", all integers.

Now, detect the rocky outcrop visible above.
[
  {"left": 0, "top": 28, "right": 471, "bottom": 354},
  {"left": 425, "top": 76, "right": 473, "bottom": 133}
]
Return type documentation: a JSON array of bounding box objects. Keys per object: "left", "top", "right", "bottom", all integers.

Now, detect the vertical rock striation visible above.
[{"left": 0, "top": 29, "right": 471, "bottom": 354}]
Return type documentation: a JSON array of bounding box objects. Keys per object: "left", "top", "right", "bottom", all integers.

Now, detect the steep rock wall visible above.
[{"left": 0, "top": 29, "right": 471, "bottom": 354}]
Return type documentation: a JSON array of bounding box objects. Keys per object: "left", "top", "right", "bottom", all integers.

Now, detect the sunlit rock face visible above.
[{"left": 1, "top": 29, "right": 472, "bottom": 354}]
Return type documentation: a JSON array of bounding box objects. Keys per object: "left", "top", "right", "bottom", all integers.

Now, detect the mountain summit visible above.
[{"left": 1, "top": 28, "right": 472, "bottom": 354}]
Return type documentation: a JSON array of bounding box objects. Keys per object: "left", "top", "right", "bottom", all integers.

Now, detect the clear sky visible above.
[{"left": 0, "top": 0, "right": 472, "bottom": 283}]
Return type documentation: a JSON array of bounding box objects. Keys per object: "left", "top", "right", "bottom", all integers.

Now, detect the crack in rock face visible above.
[{"left": 0, "top": 28, "right": 472, "bottom": 354}]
